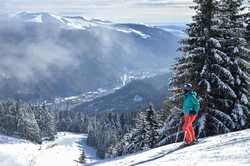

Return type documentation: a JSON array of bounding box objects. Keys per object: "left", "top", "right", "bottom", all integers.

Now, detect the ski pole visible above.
[
  {"left": 175, "top": 118, "right": 182, "bottom": 143},
  {"left": 183, "top": 130, "right": 187, "bottom": 143}
]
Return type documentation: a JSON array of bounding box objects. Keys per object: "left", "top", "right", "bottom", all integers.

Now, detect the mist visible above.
[{"left": 0, "top": 13, "right": 180, "bottom": 100}]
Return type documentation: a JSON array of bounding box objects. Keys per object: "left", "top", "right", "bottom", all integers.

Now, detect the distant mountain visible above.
[
  {"left": 72, "top": 73, "right": 170, "bottom": 113},
  {"left": 0, "top": 12, "right": 180, "bottom": 101},
  {"left": 12, "top": 12, "right": 109, "bottom": 29},
  {"left": 156, "top": 24, "right": 187, "bottom": 37}
]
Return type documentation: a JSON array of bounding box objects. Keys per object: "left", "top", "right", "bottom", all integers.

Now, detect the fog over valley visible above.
[{"left": 0, "top": 12, "right": 183, "bottom": 101}]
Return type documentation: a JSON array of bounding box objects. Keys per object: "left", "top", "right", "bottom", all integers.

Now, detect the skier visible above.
[{"left": 182, "top": 83, "right": 200, "bottom": 145}]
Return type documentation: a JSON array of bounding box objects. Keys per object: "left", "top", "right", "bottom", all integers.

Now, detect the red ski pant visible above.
[{"left": 183, "top": 115, "right": 197, "bottom": 144}]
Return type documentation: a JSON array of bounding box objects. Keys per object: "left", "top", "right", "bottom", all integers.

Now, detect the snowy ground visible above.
[
  {"left": 1, "top": 130, "right": 250, "bottom": 166},
  {"left": 0, "top": 132, "right": 100, "bottom": 166},
  {"left": 92, "top": 129, "right": 250, "bottom": 166}
]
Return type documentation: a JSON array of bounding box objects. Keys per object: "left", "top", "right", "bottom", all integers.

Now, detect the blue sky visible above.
[{"left": 1, "top": 0, "right": 194, "bottom": 24}]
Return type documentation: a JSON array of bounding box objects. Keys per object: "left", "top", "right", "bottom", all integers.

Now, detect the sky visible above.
[{"left": 0, "top": 0, "right": 195, "bottom": 24}]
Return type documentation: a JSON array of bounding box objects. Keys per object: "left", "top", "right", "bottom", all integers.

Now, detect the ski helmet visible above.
[{"left": 184, "top": 83, "right": 192, "bottom": 91}]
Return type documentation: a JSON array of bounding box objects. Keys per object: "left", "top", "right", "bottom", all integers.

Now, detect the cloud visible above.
[{"left": 0, "top": 19, "right": 75, "bottom": 81}]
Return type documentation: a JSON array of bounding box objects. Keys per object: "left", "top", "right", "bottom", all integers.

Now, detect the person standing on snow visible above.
[{"left": 182, "top": 83, "right": 200, "bottom": 145}]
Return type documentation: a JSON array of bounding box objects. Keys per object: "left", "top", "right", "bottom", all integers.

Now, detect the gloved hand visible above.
[{"left": 190, "top": 110, "right": 197, "bottom": 115}]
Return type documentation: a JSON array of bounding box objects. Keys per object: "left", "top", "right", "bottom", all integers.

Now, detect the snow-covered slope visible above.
[
  {"left": 11, "top": 12, "right": 184, "bottom": 39},
  {"left": 1, "top": 130, "right": 249, "bottom": 166},
  {"left": 12, "top": 12, "right": 151, "bottom": 38},
  {"left": 12, "top": 12, "right": 107, "bottom": 30},
  {"left": 92, "top": 129, "right": 250, "bottom": 166},
  {"left": 0, "top": 132, "right": 99, "bottom": 166}
]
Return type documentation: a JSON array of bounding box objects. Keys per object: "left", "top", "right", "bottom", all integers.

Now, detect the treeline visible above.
[
  {"left": 87, "top": 111, "right": 137, "bottom": 158},
  {"left": 0, "top": 99, "right": 138, "bottom": 158},
  {"left": 0, "top": 100, "right": 92, "bottom": 143},
  {"left": 55, "top": 111, "right": 89, "bottom": 133},
  {"left": 0, "top": 100, "right": 140, "bottom": 158},
  {"left": 47, "top": 109, "right": 140, "bottom": 158},
  {"left": 85, "top": 104, "right": 170, "bottom": 158},
  {"left": 106, "top": 105, "right": 163, "bottom": 158},
  {"left": 55, "top": 106, "right": 164, "bottom": 158},
  {"left": 0, "top": 101, "right": 56, "bottom": 143}
]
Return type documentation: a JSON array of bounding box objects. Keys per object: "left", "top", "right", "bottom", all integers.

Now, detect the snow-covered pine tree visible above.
[
  {"left": 86, "top": 111, "right": 136, "bottom": 158},
  {"left": 16, "top": 103, "right": 41, "bottom": 143},
  {"left": 161, "top": 0, "right": 248, "bottom": 145},
  {"left": 33, "top": 105, "right": 56, "bottom": 140},
  {"left": 108, "top": 105, "right": 162, "bottom": 157},
  {"left": 158, "top": 107, "right": 183, "bottom": 146},
  {"left": 245, "top": 13, "right": 250, "bottom": 44},
  {"left": 172, "top": 0, "right": 236, "bottom": 135},
  {"left": 125, "top": 110, "right": 148, "bottom": 153},
  {"left": 107, "top": 128, "right": 134, "bottom": 157},
  {"left": 217, "top": 0, "right": 250, "bottom": 129},
  {"left": 245, "top": 12, "right": 250, "bottom": 127},
  {"left": 145, "top": 104, "right": 161, "bottom": 148},
  {"left": 0, "top": 101, "right": 19, "bottom": 135}
]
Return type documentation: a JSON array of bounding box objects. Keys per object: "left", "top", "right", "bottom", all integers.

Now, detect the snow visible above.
[
  {"left": 130, "top": 29, "right": 151, "bottom": 39},
  {"left": 93, "top": 129, "right": 250, "bottom": 166},
  {"left": 63, "top": 17, "right": 99, "bottom": 30},
  {"left": 12, "top": 12, "right": 155, "bottom": 40},
  {"left": 213, "top": 52, "right": 224, "bottom": 64},
  {"left": 208, "top": 38, "right": 221, "bottom": 48},
  {"left": 133, "top": 95, "right": 144, "bottom": 102},
  {"left": 198, "top": 79, "right": 211, "bottom": 93},
  {"left": 0, "top": 132, "right": 100, "bottom": 166},
  {"left": 1, "top": 129, "right": 250, "bottom": 166},
  {"left": 29, "top": 15, "right": 42, "bottom": 23},
  {"left": 160, "top": 28, "right": 186, "bottom": 37},
  {"left": 50, "top": 14, "right": 65, "bottom": 24},
  {"left": 12, "top": 12, "right": 102, "bottom": 30},
  {"left": 240, "top": 46, "right": 250, "bottom": 54},
  {"left": 234, "top": 47, "right": 239, "bottom": 54},
  {"left": 241, "top": 94, "right": 248, "bottom": 105},
  {"left": 114, "top": 28, "right": 151, "bottom": 39}
]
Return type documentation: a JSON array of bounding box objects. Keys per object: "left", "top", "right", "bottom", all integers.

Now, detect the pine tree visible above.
[
  {"left": 164, "top": 0, "right": 250, "bottom": 145},
  {"left": 217, "top": 0, "right": 250, "bottom": 129},
  {"left": 145, "top": 104, "right": 161, "bottom": 148},
  {"left": 127, "top": 111, "right": 148, "bottom": 152},
  {"left": 33, "top": 105, "right": 56, "bottom": 140},
  {"left": 78, "top": 150, "right": 86, "bottom": 164},
  {"left": 246, "top": 13, "right": 250, "bottom": 44},
  {"left": 16, "top": 103, "right": 41, "bottom": 143},
  {"left": 158, "top": 107, "right": 183, "bottom": 146},
  {"left": 111, "top": 111, "right": 148, "bottom": 156},
  {"left": 170, "top": 0, "right": 236, "bottom": 138},
  {"left": 245, "top": 12, "right": 250, "bottom": 128},
  {"left": 108, "top": 105, "right": 162, "bottom": 157}
]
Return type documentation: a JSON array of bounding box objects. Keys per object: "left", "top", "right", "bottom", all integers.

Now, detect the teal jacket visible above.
[{"left": 183, "top": 91, "right": 200, "bottom": 115}]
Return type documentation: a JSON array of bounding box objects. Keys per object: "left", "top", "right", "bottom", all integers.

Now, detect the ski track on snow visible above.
[
  {"left": 0, "top": 132, "right": 100, "bottom": 166},
  {"left": 1, "top": 130, "right": 250, "bottom": 166}
]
